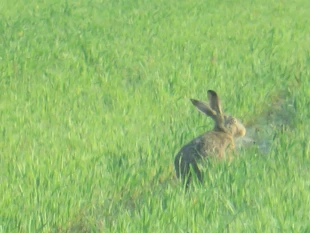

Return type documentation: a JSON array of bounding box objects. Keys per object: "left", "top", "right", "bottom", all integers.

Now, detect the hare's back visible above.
[
  {"left": 176, "top": 130, "right": 233, "bottom": 163},
  {"left": 200, "top": 131, "right": 233, "bottom": 156}
]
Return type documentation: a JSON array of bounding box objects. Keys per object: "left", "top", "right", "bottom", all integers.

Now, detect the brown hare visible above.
[{"left": 174, "top": 90, "right": 246, "bottom": 187}]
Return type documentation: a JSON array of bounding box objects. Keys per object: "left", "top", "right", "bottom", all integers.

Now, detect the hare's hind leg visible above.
[
  {"left": 174, "top": 155, "right": 191, "bottom": 185},
  {"left": 188, "top": 160, "right": 203, "bottom": 185},
  {"left": 184, "top": 160, "right": 203, "bottom": 189},
  {"left": 174, "top": 154, "right": 182, "bottom": 179},
  {"left": 175, "top": 155, "right": 202, "bottom": 188}
]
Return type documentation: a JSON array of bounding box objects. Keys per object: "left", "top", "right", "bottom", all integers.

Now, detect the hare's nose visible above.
[{"left": 241, "top": 128, "right": 246, "bottom": 136}]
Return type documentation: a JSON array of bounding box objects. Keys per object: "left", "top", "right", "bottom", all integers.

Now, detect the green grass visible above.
[{"left": 1, "top": 0, "right": 310, "bottom": 232}]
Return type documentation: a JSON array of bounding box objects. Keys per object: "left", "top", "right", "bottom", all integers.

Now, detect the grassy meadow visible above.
[{"left": 1, "top": 0, "right": 310, "bottom": 232}]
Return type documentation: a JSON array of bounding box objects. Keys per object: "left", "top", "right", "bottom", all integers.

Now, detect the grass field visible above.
[{"left": 1, "top": 0, "right": 310, "bottom": 232}]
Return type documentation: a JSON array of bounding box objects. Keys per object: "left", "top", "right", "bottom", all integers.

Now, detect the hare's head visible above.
[
  {"left": 223, "top": 115, "right": 246, "bottom": 138},
  {"left": 190, "top": 90, "right": 246, "bottom": 138}
]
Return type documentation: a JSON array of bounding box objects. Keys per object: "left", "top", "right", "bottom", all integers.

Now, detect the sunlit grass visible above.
[{"left": 1, "top": 0, "right": 310, "bottom": 232}]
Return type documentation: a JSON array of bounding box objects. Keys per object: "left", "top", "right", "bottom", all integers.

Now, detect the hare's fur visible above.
[{"left": 174, "top": 90, "right": 246, "bottom": 187}]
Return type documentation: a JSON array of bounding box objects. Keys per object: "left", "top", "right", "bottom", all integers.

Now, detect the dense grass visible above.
[{"left": 1, "top": 0, "right": 310, "bottom": 232}]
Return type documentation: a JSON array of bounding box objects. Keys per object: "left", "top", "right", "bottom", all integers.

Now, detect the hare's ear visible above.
[
  {"left": 207, "top": 90, "right": 223, "bottom": 114},
  {"left": 190, "top": 99, "right": 217, "bottom": 121},
  {"left": 207, "top": 90, "right": 226, "bottom": 131}
]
